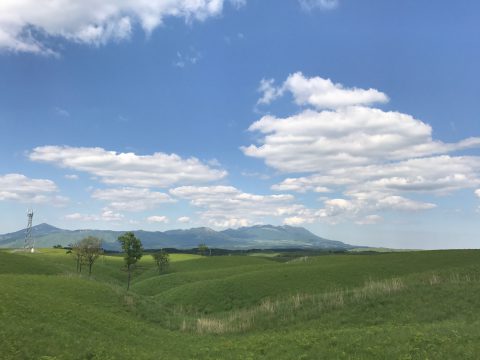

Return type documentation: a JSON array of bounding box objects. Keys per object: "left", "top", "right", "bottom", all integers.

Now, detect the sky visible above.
[{"left": 1, "top": 0, "right": 480, "bottom": 249}]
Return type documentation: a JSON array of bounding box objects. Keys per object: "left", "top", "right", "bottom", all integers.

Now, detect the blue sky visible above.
[{"left": 1, "top": 0, "right": 479, "bottom": 249}]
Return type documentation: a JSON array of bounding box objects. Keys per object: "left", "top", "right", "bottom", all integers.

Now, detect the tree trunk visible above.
[
  {"left": 89, "top": 261, "right": 92, "bottom": 276},
  {"left": 127, "top": 264, "right": 131, "bottom": 291}
]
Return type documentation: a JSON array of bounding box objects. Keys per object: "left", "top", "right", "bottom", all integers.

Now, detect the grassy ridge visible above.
[{"left": 1, "top": 249, "right": 480, "bottom": 359}]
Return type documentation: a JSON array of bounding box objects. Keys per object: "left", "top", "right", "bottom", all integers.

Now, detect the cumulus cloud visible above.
[
  {"left": 274, "top": 156, "right": 480, "bottom": 196},
  {"left": 299, "top": 0, "right": 339, "bottom": 11},
  {"left": 29, "top": 146, "right": 227, "bottom": 188},
  {"left": 92, "top": 187, "right": 174, "bottom": 212},
  {"left": 0, "top": 173, "right": 68, "bottom": 205},
  {"left": 257, "top": 72, "right": 388, "bottom": 109},
  {"left": 65, "top": 209, "right": 123, "bottom": 222},
  {"left": 147, "top": 215, "right": 169, "bottom": 224},
  {"left": 244, "top": 108, "right": 480, "bottom": 173},
  {"left": 0, "top": 0, "right": 244, "bottom": 54},
  {"left": 173, "top": 48, "right": 202, "bottom": 68},
  {"left": 283, "top": 216, "right": 311, "bottom": 226},
  {"left": 177, "top": 216, "right": 191, "bottom": 223},
  {"left": 257, "top": 78, "right": 283, "bottom": 105},
  {"left": 247, "top": 73, "right": 480, "bottom": 223},
  {"left": 170, "top": 185, "right": 305, "bottom": 228},
  {"left": 355, "top": 215, "right": 382, "bottom": 225},
  {"left": 475, "top": 189, "right": 480, "bottom": 198},
  {"left": 280, "top": 193, "right": 434, "bottom": 226},
  {"left": 65, "top": 174, "right": 78, "bottom": 180},
  {"left": 54, "top": 107, "right": 70, "bottom": 117},
  {"left": 65, "top": 213, "right": 96, "bottom": 221}
]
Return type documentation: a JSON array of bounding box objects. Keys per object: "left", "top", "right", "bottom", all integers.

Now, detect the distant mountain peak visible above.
[
  {"left": 33, "top": 223, "right": 60, "bottom": 230},
  {"left": 0, "top": 223, "right": 353, "bottom": 250}
]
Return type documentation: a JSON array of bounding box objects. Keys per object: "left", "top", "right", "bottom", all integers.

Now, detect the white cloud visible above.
[
  {"left": 248, "top": 73, "right": 480, "bottom": 223},
  {"left": 274, "top": 156, "right": 480, "bottom": 196},
  {"left": 0, "top": 173, "right": 68, "bottom": 205},
  {"left": 475, "top": 189, "right": 480, "bottom": 198},
  {"left": 284, "top": 72, "right": 388, "bottom": 109},
  {"left": 65, "top": 209, "right": 123, "bottom": 222},
  {"left": 29, "top": 146, "right": 227, "bottom": 188},
  {"left": 0, "top": 0, "right": 244, "bottom": 54},
  {"left": 173, "top": 48, "right": 202, "bottom": 68},
  {"left": 299, "top": 0, "right": 339, "bottom": 11},
  {"left": 92, "top": 187, "right": 174, "bottom": 212},
  {"left": 244, "top": 107, "right": 480, "bottom": 173},
  {"left": 177, "top": 216, "right": 191, "bottom": 223},
  {"left": 241, "top": 171, "right": 271, "bottom": 180},
  {"left": 312, "top": 194, "right": 435, "bottom": 224},
  {"left": 283, "top": 216, "right": 311, "bottom": 226},
  {"left": 170, "top": 185, "right": 305, "bottom": 228},
  {"left": 273, "top": 155, "right": 480, "bottom": 195},
  {"left": 257, "top": 78, "right": 283, "bottom": 105},
  {"left": 212, "top": 218, "right": 252, "bottom": 228},
  {"left": 65, "top": 213, "right": 96, "bottom": 221},
  {"left": 99, "top": 209, "right": 124, "bottom": 222},
  {"left": 356, "top": 215, "right": 382, "bottom": 225},
  {"left": 247, "top": 74, "right": 480, "bottom": 175},
  {"left": 257, "top": 72, "right": 388, "bottom": 109},
  {"left": 54, "top": 107, "right": 70, "bottom": 117},
  {"left": 65, "top": 174, "right": 78, "bottom": 180},
  {"left": 375, "top": 195, "right": 436, "bottom": 211},
  {"left": 147, "top": 215, "right": 169, "bottom": 224}
]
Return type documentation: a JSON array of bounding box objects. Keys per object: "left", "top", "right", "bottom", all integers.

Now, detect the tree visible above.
[
  {"left": 81, "top": 236, "right": 103, "bottom": 276},
  {"left": 70, "top": 240, "right": 84, "bottom": 273},
  {"left": 198, "top": 243, "right": 210, "bottom": 256},
  {"left": 118, "top": 232, "right": 143, "bottom": 290},
  {"left": 70, "top": 237, "right": 103, "bottom": 275},
  {"left": 152, "top": 249, "right": 170, "bottom": 274}
]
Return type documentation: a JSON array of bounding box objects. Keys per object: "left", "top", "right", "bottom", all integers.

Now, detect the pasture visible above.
[{"left": 1, "top": 249, "right": 480, "bottom": 359}]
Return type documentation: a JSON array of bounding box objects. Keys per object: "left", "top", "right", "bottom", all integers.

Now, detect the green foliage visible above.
[
  {"left": 152, "top": 250, "right": 170, "bottom": 274},
  {"left": 198, "top": 243, "right": 209, "bottom": 256},
  {"left": 118, "top": 232, "right": 143, "bottom": 290},
  {"left": 70, "top": 236, "right": 103, "bottom": 275}
]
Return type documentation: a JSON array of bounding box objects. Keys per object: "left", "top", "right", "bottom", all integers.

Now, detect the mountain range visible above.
[{"left": 0, "top": 223, "right": 354, "bottom": 251}]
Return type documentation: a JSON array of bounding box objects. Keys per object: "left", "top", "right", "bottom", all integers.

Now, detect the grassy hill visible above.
[{"left": 1, "top": 249, "right": 480, "bottom": 359}]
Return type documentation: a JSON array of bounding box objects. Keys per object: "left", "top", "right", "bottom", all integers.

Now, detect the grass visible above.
[{"left": 1, "top": 249, "right": 480, "bottom": 359}]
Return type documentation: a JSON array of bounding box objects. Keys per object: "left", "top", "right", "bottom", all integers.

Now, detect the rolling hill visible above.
[{"left": 1, "top": 248, "right": 480, "bottom": 359}]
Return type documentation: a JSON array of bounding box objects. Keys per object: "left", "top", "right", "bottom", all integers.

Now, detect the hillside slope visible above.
[{"left": 1, "top": 249, "right": 480, "bottom": 359}]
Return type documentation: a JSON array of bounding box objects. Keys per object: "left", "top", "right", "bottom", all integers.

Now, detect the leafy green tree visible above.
[
  {"left": 152, "top": 249, "right": 170, "bottom": 274},
  {"left": 70, "top": 240, "right": 84, "bottom": 273},
  {"left": 118, "top": 232, "right": 143, "bottom": 290},
  {"left": 70, "top": 237, "right": 103, "bottom": 275},
  {"left": 198, "top": 243, "right": 210, "bottom": 256},
  {"left": 81, "top": 236, "right": 103, "bottom": 276}
]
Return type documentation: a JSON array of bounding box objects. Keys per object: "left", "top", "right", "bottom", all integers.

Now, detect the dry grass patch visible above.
[{"left": 187, "top": 277, "right": 406, "bottom": 334}]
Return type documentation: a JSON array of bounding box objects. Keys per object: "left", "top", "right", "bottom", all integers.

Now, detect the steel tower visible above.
[{"left": 24, "top": 209, "right": 34, "bottom": 253}]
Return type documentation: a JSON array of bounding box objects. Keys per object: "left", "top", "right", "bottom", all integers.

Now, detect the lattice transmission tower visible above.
[{"left": 24, "top": 209, "right": 35, "bottom": 253}]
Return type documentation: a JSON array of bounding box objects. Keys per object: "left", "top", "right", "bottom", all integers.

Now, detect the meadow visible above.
[{"left": 1, "top": 248, "right": 480, "bottom": 359}]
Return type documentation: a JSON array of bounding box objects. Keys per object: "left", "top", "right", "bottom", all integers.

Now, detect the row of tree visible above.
[
  {"left": 69, "top": 232, "right": 170, "bottom": 290},
  {"left": 68, "top": 232, "right": 212, "bottom": 290},
  {"left": 70, "top": 236, "right": 103, "bottom": 275}
]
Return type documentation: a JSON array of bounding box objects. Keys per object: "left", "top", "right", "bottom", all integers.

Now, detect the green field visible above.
[{"left": 1, "top": 248, "right": 480, "bottom": 359}]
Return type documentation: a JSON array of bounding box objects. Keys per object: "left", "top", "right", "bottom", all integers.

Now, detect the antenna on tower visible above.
[{"left": 24, "top": 209, "right": 35, "bottom": 253}]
